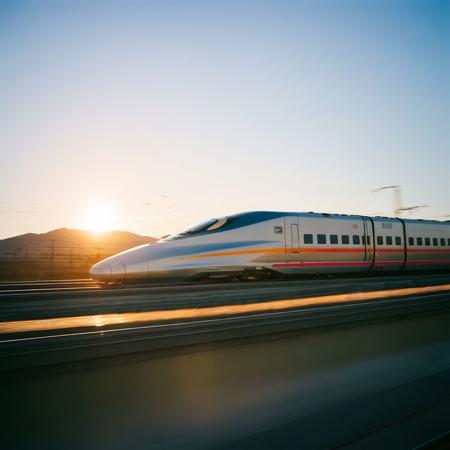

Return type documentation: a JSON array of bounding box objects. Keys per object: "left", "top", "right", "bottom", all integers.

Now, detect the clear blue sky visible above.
[{"left": 0, "top": 0, "right": 449, "bottom": 238}]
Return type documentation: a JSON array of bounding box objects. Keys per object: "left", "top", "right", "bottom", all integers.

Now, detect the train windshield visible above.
[{"left": 180, "top": 217, "right": 227, "bottom": 235}]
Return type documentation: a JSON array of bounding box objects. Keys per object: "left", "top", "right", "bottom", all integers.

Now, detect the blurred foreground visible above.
[{"left": 3, "top": 302, "right": 450, "bottom": 449}]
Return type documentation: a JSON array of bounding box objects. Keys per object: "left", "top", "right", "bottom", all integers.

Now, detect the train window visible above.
[
  {"left": 367, "top": 236, "right": 370, "bottom": 245},
  {"left": 448, "top": 238, "right": 450, "bottom": 246},
  {"left": 425, "top": 238, "right": 431, "bottom": 246},
  {"left": 377, "top": 236, "right": 383, "bottom": 245},
  {"left": 361, "top": 236, "right": 365, "bottom": 245},
  {"left": 330, "top": 234, "right": 338, "bottom": 244},
  {"left": 342, "top": 235, "right": 350, "bottom": 244},
  {"left": 386, "top": 236, "right": 393, "bottom": 245},
  {"left": 408, "top": 237, "right": 414, "bottom": 246},
  {"left": 207, "top": 218, "right": 228, "bottom": 231},
  {"left": 417, "top": 237, "right": 423, "bottom": 245},
  {"left": 352, "top": 235, "right": 360, "bottom": 245},
  {"left": 317, "top": 234, "right": 326, "bottom": 244},
  {"left": 180, "top": 217, "right": 227, "bottom": 235},
  {"left": 395, "top": 236, "right": 401, "bottom": 246},
  {"left": 433, "top": 238, "right": 438, "bottom": 246},
  {"left": 304, "top": 234, "right": 313, "bottom": 244},
  {"left": 441, "top": 238, "right": 445, "bottom": 246}
]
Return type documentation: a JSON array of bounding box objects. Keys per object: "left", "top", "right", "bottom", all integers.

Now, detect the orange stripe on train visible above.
[{"left": 181, "top": 246, "right": 450, "bottom": 260}]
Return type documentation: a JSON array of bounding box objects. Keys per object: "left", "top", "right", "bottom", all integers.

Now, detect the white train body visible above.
[{"left": 89, "top": 211, "right": 450, "bottom": 282}]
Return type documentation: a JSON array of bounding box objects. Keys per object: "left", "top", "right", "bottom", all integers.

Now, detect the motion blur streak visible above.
[{"left": 1, "top": 284, "right": 450, "bottom": 334}]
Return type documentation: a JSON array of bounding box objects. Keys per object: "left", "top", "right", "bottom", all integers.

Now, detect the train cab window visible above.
[
  {"left": 330, "top": 234, "right": 338, "bottom": 244},
  {"left": 317, "top": 234, "right": 326, "bottom": 244},
  {"left": 441, "top": 238, "right": 446, "bottom": 246},
  {"left": 377, "top": 236, "right": 383, "bottom": 245},
  {"left": 417, "top": 237, "right": 423, "bottom": 245},
  {"left": 342, "top": 235, "right": 350, "bottom": 244},
  {"left": 180, "top": 217, "right": 227, "bottom": 235},
  {"left": 304, "top": 234, "right": 313, "bottom": 244},
  {"left": 433, "top": 238, "right": 438, "bottom": 246},
  {"left": 425, "top": 238, "right": 431, "bottom": 246},
  {"left": 386, "top": 236, "right": 393, "bottom": 245},
  {"left": 352, "top": 235, "right": 360, "bottom": 245},
  {"left": 395, "top": 236, "right": 401, "bottom": 246},
  {"left": 408, "top": 237, "right": 414, "bottom": 246}
]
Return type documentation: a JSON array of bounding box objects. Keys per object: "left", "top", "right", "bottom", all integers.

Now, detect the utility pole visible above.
[{"left": 371, "top": 185, "right": 428, "bottom": 217}]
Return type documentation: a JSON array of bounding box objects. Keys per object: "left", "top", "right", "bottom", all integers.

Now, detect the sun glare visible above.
[{"left": 83, "top": 205, "right": 113, "bottom": 233}]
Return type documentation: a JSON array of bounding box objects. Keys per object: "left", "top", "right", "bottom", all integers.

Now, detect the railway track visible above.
[
  {"left": 0, "top": 279, "right": 98, "bottom": 292},
  {"left": 1, "top": 285, "right": 450, "bottom": 372},
  {"left": 1, "top": 273, "right": 450, "bottom": 322},
  {"left": 2, "top": 272, "right": 450, "bottom": 295}
]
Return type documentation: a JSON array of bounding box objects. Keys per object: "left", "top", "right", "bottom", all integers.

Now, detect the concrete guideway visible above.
[
  {"left": 2, "top": 274, "right": 450, "bottom": 448},
  {"left": 1, "top": 288, "right": 450, "bottom": 372},
  {"left": 1, "top": 272, "right": 450, "bottom": 323},
  {"left": 2, "top": 307, "right": 450, "bottom": 450},
  {"left": 1, "top": 282, "right": 450, "bottom": 335}
]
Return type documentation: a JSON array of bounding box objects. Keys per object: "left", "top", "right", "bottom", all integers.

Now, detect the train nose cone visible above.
[
  {"left": 89, "top": 261, "right": 111, "bottom": 281},
  {"left": 111, "top": 261, "right": 127, "bottom": 280},
  {"left": 89, "top": 260, "right": 127, "bottom": 282}
]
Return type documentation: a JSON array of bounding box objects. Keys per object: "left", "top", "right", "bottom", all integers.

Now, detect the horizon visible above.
[
  {"left": 3, "top": 205, "right": 450, "bottom": 241},
  {"left": 1, "top": 0, "right": 449, "bottom": 239},
  {"left": 0, "top": 226, "right": 156, "bottom": 240}
]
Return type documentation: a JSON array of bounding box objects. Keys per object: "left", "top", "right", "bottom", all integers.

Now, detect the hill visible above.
[
  {"left": 0, "top": 229, "right": 158, "bottom": 280},
  {"left": 0, "top": 228, "right": 156, "bottom": 254}
]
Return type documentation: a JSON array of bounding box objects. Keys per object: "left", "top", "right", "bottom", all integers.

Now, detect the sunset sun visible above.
[{"left": 83, "top": 205, "right": 113, "bottom": 233}]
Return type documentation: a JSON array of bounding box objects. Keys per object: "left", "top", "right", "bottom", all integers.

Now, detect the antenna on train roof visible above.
[
  {"left": 401, "top": 205, "right": 428, "bottom": 212},
  {"left": 371, "top": 185, "right": 402, "bottom": 215},
  {"left": 371, "top": 185, "right": 428, "bottom": 217}
]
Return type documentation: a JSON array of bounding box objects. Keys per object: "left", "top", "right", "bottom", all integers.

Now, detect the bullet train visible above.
[{"left": 89, "top": 211, "right": 450, "bottom": 282}]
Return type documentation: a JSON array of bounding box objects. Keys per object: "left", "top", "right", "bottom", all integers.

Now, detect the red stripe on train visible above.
[
  {"left": 406, "top": 260, "right": 450, "bottom": 264},
  {"left": 272, "top": 260, "right": 450, "bottom": 268}
]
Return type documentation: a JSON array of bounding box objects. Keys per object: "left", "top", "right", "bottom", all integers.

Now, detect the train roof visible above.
[
  {"left": 173, "top": 210, "right": 450, "bottom": 240},
  {"left": 400, "top": 218, "right": 450, "bottom": 226},
  {"left": 226, "top": 211, "right": 362, "bottom": 222},
  {"left": 226, "top": 211, "right": 450, "bottom": 226}
]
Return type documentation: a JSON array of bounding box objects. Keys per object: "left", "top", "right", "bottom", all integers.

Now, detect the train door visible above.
[
  {"left": 372, "top": 218, "right": 404, "bottom": 271},
  {"left": 285, "top": 217, "right": 299, "bottom": 253},
  {"left": 362, "top": 217, "right": 375, "bottom": 268}
]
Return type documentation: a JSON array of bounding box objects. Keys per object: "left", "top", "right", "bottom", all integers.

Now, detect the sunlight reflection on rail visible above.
[{"left": 1, "top": 284, "right": 450, "bottom": 334}]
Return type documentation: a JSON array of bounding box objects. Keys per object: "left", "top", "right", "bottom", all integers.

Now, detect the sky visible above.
[{"left": 0, "top": 0, "right": 449, "bottom": 239}]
